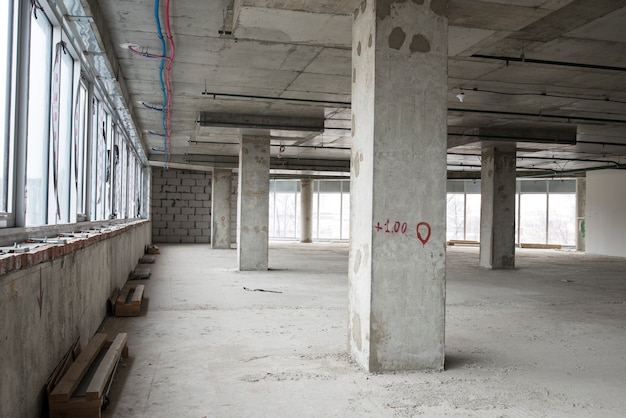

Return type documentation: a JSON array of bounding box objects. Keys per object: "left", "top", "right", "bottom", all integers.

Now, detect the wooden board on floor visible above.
[
  {"left": 520, "top": 243, "right": 562, "bottom": 249},
  {"left": 115, "top": 284, "right": 144, "bottom": 317},
  {"left": 49, "top": 334, "right": 108, "bottom": 403}
]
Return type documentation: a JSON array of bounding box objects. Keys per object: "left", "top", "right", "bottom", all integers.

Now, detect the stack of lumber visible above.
[
  {"left": 113, "top": 283, "right": 145, "bottom": 317},
  {"left": 48, "top": 333, "right": 128, "bottom": 418}
]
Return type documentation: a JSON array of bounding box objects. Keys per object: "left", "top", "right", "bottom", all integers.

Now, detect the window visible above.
[
  {"left": 519, "top": 193, "right": 547, "bottom": 244},
  {"left": 75, "top": 82, "right": 88, "bottom": 219},
  {"left": 48, "top": 43, "right": 75, "bottom": 224},
  {"left": 314, "top": 180, "right": 349, "bottom": 240},
  {"left": 445, "top": 180, "right": 481, "bottom": 241},
  {"left": 0, "top": 0, "right": 14, "bottom": 213},
  {"left": 446, "top": 179, "right": 576, "bottom": 247},
  {"left": 446, "top": 193, "right": 464, "bottom": 240},
  {"left": 269, "top": 180, "right": 299, "bottom": 238},
  {"left": 25, "top": 11, "right": 52, "bottom": 226},
  {"left": 0, "top": 3, "right": 145, "bottom": 228}
]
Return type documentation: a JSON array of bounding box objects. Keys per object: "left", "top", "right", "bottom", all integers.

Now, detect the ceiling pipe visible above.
[
  {"left": 471, "top": 54, "right": 626, "bottom": 73},
  {"left": 448, "top": 107, "right": 626, "bottom": 125}
]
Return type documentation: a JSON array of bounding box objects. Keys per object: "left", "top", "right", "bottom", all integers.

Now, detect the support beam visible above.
[
  {"left": 211, "top": 169, "right": 232, "bottom": 249},
  {"left": 300, "top": 179, "right": 313, "bottom": 243},
  {"left": 479, "top": 143, "right": 516, "bottom": 269},
  {"left": 237, "top": 136, "right": 270, "bottom": 270},
  {"left": 349, "top": 0, "right": 448, "bottom": 372}
]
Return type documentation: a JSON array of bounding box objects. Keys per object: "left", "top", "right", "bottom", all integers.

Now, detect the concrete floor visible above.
[{"left": 100, "top": 243, "right": 626, "bottom": 417}]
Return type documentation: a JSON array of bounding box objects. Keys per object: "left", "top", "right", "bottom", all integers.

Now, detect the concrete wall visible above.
[
  {"left": 586, "top": 170, "right": 626, "bottom": 257},
  {"left": 0, "top": 221, "right": 151, "bottom": 418},
  {"left": 151, "top": 168, "right": 212, "bottom": 243}
]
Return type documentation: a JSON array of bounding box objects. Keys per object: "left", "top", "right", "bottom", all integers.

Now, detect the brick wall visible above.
[{"left": 151, "top": 168, "right": 212, "bottom": 243}]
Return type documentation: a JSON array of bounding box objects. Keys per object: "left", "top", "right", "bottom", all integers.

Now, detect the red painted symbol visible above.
[{"left": 416, "top": 222, "right": 431, "bottom": 246}]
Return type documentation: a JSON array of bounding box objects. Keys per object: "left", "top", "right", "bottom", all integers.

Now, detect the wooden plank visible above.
[
  {"left": 104, "top": 337, "right": 130, "bottom": 358},
  {"left": 46, "top": 337, "right": 80, "bottom": 396},
  {"left": 49, "top": 397, "right": 103, "bottom": 418},
  {"left": 131, "top": 284, "right": 144, "bottom": 305},
  {"left": 49, "top": 334, "right": 108, "bottom": 403},
  {"left": 520, "top": 243, "right": 561, "bottom": 249},
  {"left": 85, "top": 333, "right": 127, "bottom": 401},
  {"left": 447, "top": 240, "right": 480, "bottom": 246},
  {"left": 116, "top": 287, "right": 130, "bottom": 305}
]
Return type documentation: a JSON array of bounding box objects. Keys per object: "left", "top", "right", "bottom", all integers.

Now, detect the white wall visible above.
[{"left": 586, "top": 170, "right": 626, "bottom": 257}]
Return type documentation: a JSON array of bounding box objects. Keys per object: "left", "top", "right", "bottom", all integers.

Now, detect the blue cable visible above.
[
  {"left": 141, "top": 101, "right": 163, "bottom": 111},
  {"left": 155, "top": 0, "right": 168, "bottom": 168}
]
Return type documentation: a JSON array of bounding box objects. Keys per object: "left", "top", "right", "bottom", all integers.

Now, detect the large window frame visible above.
[
  {"left": 446, "top": 179, "right": 577, "bottom": 247},
  {"left": 0, "top": 1, "right": 146, "bottom": 230},
  {"left": 25, "top": 8, "right": 53, "bottom": 226},
  {"left": 0, "top": 0, "right": 16, "bottom": 219}
]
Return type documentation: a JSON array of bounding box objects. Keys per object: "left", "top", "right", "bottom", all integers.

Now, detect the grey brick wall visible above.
[
  {"left": 151, "top": 168, "right": 239, "bottom": 245},
  {"left": 151, "top": 168, "right": 212, "bottom": 243}
]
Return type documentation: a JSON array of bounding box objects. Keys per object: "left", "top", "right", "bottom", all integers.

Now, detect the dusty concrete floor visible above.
[{"left": 100, "top": 243, "right": 626, "bottom": 417}]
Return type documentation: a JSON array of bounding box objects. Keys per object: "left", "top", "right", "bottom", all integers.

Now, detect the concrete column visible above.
[
  {"left": 211, "top": 169, "right": 232, "bottom": 249},
  {"left": 479, "top": 144, "right": 516, "bottom": 269},
  {"left": 576, "top": 178, "right": 586, "bottom": 252},
  {"left": 300, "top": 179, "right": 313, "bottom": 243},
  {"left": 349, "top": 0, "right": 448, "bottom": 372},
  {"left": 237, "top": 136, "right": 270, "bottom": 271}
]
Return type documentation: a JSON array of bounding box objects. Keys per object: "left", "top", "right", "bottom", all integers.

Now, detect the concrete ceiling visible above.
[{"left": 87, "top": 0, "right": 626, "bottom": 177}]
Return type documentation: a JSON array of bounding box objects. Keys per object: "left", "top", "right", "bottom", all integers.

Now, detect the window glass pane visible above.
[
  {"left": 342, "top": 180, "right": 349, "bottom": 193},
  {"left": 49, "top": 47, "right": 73, "bottom": 223},
  {"left": 317, "top": 192, "right": 341, "bottom": 239},
  {"left": 465, "top": 180, "right": 481, "bottom": 194},
  {"left": 273, "top": 191, "right": 297, "bottom": 238},
  {"left": 25, "top": 13, "right": 52, "bottom": 226},
  {"left": 341, "top": 191, "right": 350, "bottom": 240},
  {"left": 0, "top": 0, "right": 13, "bottom": 212},
  {"left": 520, "top": 194, "right": 547, "bottom": 243},
  {"left": 447, "top": 181, "right": 464, "bottom": 193},
  {"left": 110, "top": 127, "right": 125, "bottom": 218},
  {"left": 105, "top": 120, "right": 115, "bottom": 217},
  {"left": 121, "top": 141, "right": 128, "bottom": 218},
  {"left": 465, "top": 194, "right": 481, "bottom": 241},
  {"left": 95, "top": 105, "right": 107, "bottom": 220},
  {"left": 89, "top": 97, "right": 99, "bottom": 220},
  {"left": 76, "top": 84, "right": 87, "bottom": 216},
  {"left": 274, "top": 180, "right": 296, "bottom": 193},
  {"left": 319, "top": 180, "right": 341, "bottom": 193},
  {"left": 446, "top": 193, "right": 465, "bottom": 240},
  {"left": 520, "top": 180, "right": 547, "bottom": 193},
  {"left": 268, "top": 181, "right": 275, "bottom": 235},
  {"left": 548, "top": 194, "right": 576, "bottom": 246},
  {"left": 548, "top": 179, "right": 576, "bottom": 193}
]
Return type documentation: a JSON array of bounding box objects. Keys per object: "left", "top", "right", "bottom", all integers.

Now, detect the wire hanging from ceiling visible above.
[
  {"left": 164, "top": 0, "right": 175, "bottom": 161},
  {"left": 127, "top": 0, "right": 175, "bottom": 169},
  {"left": 155, "top": 0, "right": 168, "bottom": 169}
]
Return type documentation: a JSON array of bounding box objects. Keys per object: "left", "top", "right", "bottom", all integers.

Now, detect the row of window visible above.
[
  {"left": 446, "top": 179, "right": 578, "bottom": 246},
  {"left": 0, "top": 1, "right": 145, "bottom": 227},
  {"left": 269, "top": 179, "right": 578, "bottom": 246},
  {"left": 269, "top": 180, "right": 350, "bottom": 240}
]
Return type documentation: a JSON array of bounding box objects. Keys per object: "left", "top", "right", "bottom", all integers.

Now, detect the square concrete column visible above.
[
  {"left": 349, "top": 0, "right": 448, "bottom": 372},
  {"left": 211, "top": 169, "right": 232, "bottom": 249},
  {"left": 576, "top": 178, "right": 586, "bottom": 252},
  {"left": 237, "top": 136, "right": 270, "bottom": 271},
  {"left": 479, "top": 144, "right": 516, "bottom": 269},
  {"left": 300, "top": 179, "right": 313, "bottom": 243}
]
